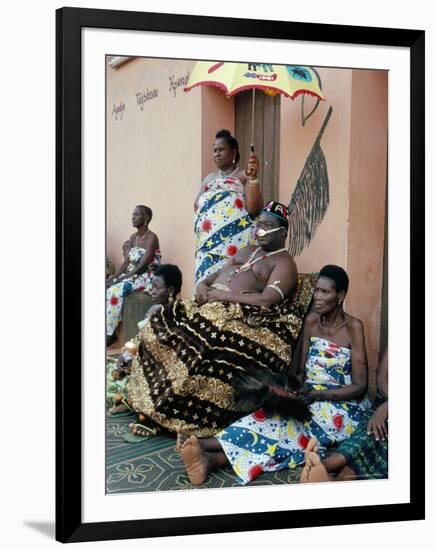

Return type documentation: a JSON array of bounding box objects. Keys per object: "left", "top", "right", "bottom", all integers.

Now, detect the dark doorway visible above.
[{"left": 235, "top": 90, "right": 281, "bottom": 204}]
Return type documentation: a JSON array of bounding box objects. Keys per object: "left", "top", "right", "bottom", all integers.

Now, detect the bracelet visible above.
[
  {"left": 247, "top": 178, "right": 259, "bottom": 185},
  {"left": 267, "top": 283, "right": 284, "bottom": 301}
]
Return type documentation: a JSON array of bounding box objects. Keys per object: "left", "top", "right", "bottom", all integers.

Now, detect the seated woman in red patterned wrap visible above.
[{"left": 127, "top": 202, "right": 317, "bottom": 437}]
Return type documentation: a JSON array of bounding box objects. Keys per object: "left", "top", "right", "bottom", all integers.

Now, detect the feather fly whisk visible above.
[{"left": 288, "top": 106, "right": 333, "bottom": 257}]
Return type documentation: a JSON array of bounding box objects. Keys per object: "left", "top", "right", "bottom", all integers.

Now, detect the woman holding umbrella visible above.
[
  {"left": 194, "top": 129, "right": 263, "bottom": 283},
  {"left": 186, "top": 62, "right": 326, "bottom": 282}
]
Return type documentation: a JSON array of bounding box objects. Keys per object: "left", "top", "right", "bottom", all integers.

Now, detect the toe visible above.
[
  {"left": 308, "top": 451, "right": 321, "bottom": 466},
  {"left": 306, "top": 438, "right": 318, "bottom": 453}
]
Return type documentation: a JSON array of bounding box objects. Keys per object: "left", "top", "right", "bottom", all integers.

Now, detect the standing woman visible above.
[
  {"left": 194, "top": 129, "right": 264, "bottom": 283},
  {"left": 106, "top": 205, "right": 161, "bottom": 345}
]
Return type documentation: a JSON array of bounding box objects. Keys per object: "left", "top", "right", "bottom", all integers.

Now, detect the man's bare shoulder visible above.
[{"left": 274, "top": 251, "right": 297, "bottom": 269}]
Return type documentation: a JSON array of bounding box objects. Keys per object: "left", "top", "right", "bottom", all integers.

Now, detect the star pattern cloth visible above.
[
  {"left": 194, "top": 173, "right": 256, "bottom": 283},
  {"left": 216, "top": 337, "right": 370, "bottom": 484}
]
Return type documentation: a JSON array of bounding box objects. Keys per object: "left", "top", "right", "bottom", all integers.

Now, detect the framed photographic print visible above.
[{"left": 56, "top": 7, "right": 425, "bottom": 543}]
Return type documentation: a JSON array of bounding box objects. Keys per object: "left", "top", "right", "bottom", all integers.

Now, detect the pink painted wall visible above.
[
  {"left": 107, "top": 59, "right": 235, "bottom": 299},
  {"left": 279, "top": 68, "right": 353, "bottom": 272},
  {"left": 279, "top": 68, "right": 387, "bottom": 368},
  {"left": 107, "top": 59, "right": 387, "bottom": 366},
  {"left": 347, "top": 70, "right": 388, "bottom": 369},
  {"left": 107, "top": 57, "right": 200, "bottom": 298},
  {"left": 201, "top": 88, "right": 235, "bottom": 178}
]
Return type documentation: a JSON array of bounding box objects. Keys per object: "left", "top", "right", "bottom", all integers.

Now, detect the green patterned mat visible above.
[{"left": 106, "top": 411, "right": 303, "bottom": 494}]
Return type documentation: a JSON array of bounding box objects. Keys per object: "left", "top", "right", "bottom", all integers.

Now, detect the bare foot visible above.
[
  {"left": 306, "top": 454, "right": 331, "bottom": 482},
  {"left": 335, "top": 465, "right": 357, "bottom": 482},
  {"left": 305, "top": 437, "right": 319, "bottom": 454},
  {"left": 176, "top": 427, "right": 191, "bottom": 453},
  {"left": 128, "top": 422, "right": 156, "bottom": 437},
  {"left": 180, "top": 435, "right": 210, "bottom": 485},
  {"left": 107, "top": 402, "right": 129, "bottom": 415},
  {"left": 300, "top": 443, "right": 331, "bottom": 483},
  {"left": 300, "top": 437, "right": 319, "bottom": 481},
  {"left": 300, "top": 454, "right": 313, "bottom": 482}
]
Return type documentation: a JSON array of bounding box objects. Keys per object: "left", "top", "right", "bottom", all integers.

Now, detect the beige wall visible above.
[{"left": 107, "top": 59, "right": 387, "bottom": 367}]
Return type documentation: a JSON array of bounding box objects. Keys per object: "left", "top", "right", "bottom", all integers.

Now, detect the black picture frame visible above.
[{"left": 56, "top": 7, "right": 425, "bottom": 543}]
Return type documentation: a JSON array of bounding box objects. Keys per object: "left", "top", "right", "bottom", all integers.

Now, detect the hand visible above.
[
  {"left": 367, "top": 402, "right": 388, "bottom": 441},
  {"left": 269, "top": 386, "right": 298, "bottom": 398},
  {"left": 297, "top": 384, "right": 312, "bottom": 397},
  {"left": 107, "top": 275, "right": 124, "bottom": 288},
  {"left": 298, "top": 385, "right": 324, "bottom": 403},
  {"left": 195, "top": 282, "right": 209, "bottom": 305},
  {"left": 303, "top": 391, "right": 320, "bottom": 403},
  {"left": 117, "top": 352, "right": 133, "bottom": 371},
  {"left": 286, "top": 373, "right": 303, "bottom": 393},
  {"left": 207, "top": 289, "right": 226, "bottom": 303},
  {"left": 111, "top": 367, "right": 129, "bottom": 380},
  {"left": 245, "top": 154, "right": 259, "bottom": 178}
]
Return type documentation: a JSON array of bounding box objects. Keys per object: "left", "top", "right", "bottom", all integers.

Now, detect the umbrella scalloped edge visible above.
[
  {"left": 184, "top": 81, "right": 324, "bottom": 101},
  {"left": 184, "top": 80, "right": 233, "bottom": 96}
]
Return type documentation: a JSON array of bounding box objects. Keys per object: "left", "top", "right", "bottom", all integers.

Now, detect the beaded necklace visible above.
[
  {"left": 227, "top": 246, "right": 287, "bottom": 282},
  {"left": 319, "top": 312, "right": 348, "bottom": 331},
  {"left": 135, "top": 229, "right": 149, "bottom": 246}
]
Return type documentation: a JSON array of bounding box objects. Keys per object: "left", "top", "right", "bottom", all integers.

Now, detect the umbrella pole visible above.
[{"left": 250, "top": 88, "right": 255, "bottom": 153}]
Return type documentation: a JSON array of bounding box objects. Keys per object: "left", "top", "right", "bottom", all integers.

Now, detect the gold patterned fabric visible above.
[{"left": 127, "top": 273, "right": 317, "bottom": 437}]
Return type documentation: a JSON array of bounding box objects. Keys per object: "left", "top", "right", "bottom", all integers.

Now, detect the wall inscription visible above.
[
  {"left": 112, "top": 102, "right": 126, "bottom": 120},
  {"left": 169, "top": 71, "right": 190, "bottom": 97},
  {"left": 136, "top": 89, "right": 159, "bottom": 110}
]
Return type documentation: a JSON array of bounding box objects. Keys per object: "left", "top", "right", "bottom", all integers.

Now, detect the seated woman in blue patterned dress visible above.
[
  {"left": 106, "top": 205, "right": 161, "bottom": 346},
  {"left": 175, "top": 265, "right": 370, "bottom": 486}
]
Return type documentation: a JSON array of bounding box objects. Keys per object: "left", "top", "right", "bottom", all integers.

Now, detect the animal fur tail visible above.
[{"left": 232, "top": 370, "right": 311, "bottom": 422}]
